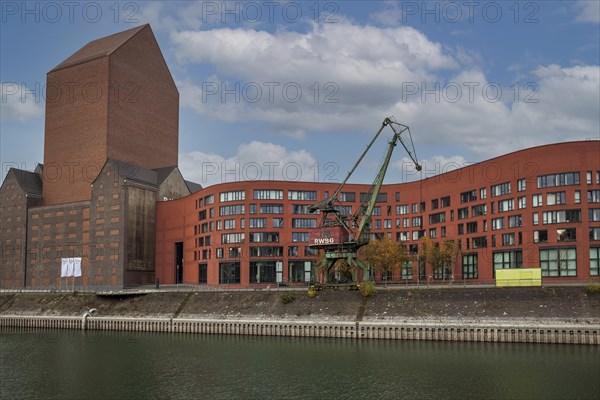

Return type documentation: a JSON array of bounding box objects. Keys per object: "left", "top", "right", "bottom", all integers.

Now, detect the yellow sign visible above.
[{"left": 496, "top": 269, "right": 542, "bottom": 287}]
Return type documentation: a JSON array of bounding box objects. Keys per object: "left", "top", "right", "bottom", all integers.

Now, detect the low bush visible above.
[
  {"left": 281, "top": 293, "right": 295, "bottom": 304},
  {"left": 585, "top": 281, "right": 600, "bottom": 294},
  {"left": 307, "top": 287, "right": 317, "bottom": 298},
  {"left": 358, "top": 281, "right": 376, "bottom": 298}
]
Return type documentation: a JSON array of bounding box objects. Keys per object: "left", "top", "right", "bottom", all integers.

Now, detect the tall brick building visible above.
[{"left": 0, "top": 25, "right": 199, "bottom": 289}]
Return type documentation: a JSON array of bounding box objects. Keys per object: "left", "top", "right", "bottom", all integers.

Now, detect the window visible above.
[
  {"left": 412, "top": 230, "right": 425, "bottom": 240},
  {"left": 384, "top": 219, "right": 392, "bottom": 229},
  {"left": 292, "top": 204, "right": 311, "bottom": 214},
  {"left": 220, "top": 190, "right": 245, "bottom": 202},
  {"left": 589, "top": 190, "right": 600, "bottom": 203},
  {"left": 250, "top": 204, "right": 257, "bottom": 214},
  {"left": 472, "top": 236, "right": 487, "bottom": 249},
  {"left": 589, "top": 228, "right": 600, "bottom": 241},
  {"left": 441, "top": 226, "right": 446, "bottom": 237},
  {"left": 539, "top": 248, "right": 576, "bottom": 277},
  {"left": 491, "top": 182, "right": 511, "bottom": 197},
  {"left": 542, "top": 209, "right": 581, "bottom": 224},
  {"left": 458, "top": 207, "right": 469, "bottom": 219},
  {"left": 517, "top": 178, "right": 526, "bottom": 192},
  {"left": 398, "top": 231, "right": 409, "bottom": 241},
  {"left": 534, "top": 230, "right": 548, "bottom": 243},
  {"left": 288, "top": 190, "right": 316, "bottom": 201},
  {"left": 396, "top": 204, "right": 409, "bottom": 215},
  {"left": 205, "top": 194, "right": 214, "bottom": 205},
  {"left": 250, "top": 218, "right": 267, "bottom": 228},
  {"left": 375, "top": 220, "right": 382, "bottom": 229},
  {"left": 412, "top": 216, "right": 422, "bottom": 227},
  {"left": 429, "top": 212, "right": 446, "bottom": 224},
  {"left": 458, "top": 224, "right": 464, "bottom": 235},
  {"left": 557, "top": 228, "right": 576, "bottom": 242},
  {"left": 249, "top": 261, "right": 277, "bottom": 283},
  {"left": 223, "top": 247, "right": 238, "bottom": 259},
  {"left": 429, "top": 228, "right": 437, "bottom": 239},
  {"left": 401, "top": 261, "right": 413, "bottom": 280},
  {"left": 254, "top": 190, "right": 283, "bottom": 200},
  {"left": 250, "top": 246, "right": 284, "bottom": 257},
  {"left": 292, "top": 232, "right": 309, "bottom": 242},
  {"left": 460, "top": 190, "right": 477, "bottom": 203},
  {"left": 412, "top": 203, "right": 418, "bottom": 213},
  {"left": 273, "top": 218, "right": 284, "bottom": 228},
  {"left": 532, "top": 194, "right": 543, "bottom": 207},
  {"left": 493, "top": 250, "right": 522, "bottom": 270},
  {"left": 216, "top": 248, "right": 224, "bottom": 259},
  {"left": 249, "top": 232, "right": 279, "bottom": 243},
  {"left": 518, "top": 196, "right": 526, "bottom": 209},
  {"left": 260, "top": 204, "right": 283, "bottom": 214},
  {"left": 289, "top": 261, "right": 312, "bottom": 282},
  {"left": 537, "top": 172, "right": 580, "bottom": 188},
  {"left": 590, "top": 209, "right": 600, "bottom": 222},
  {"left": 360, "top": 192, "right": 387, "bottom": 202},
  {"left": 591, "top": 248, "right": 600, "bottom": 276},
  {"left": 492, "top": 217, "right": 504, "bottom": 230},
  {"left": 219, "top": 261, "right": 240, "bottom": 284},
  {"left": 396, "top": 192, "right": 400, "bottom": 202},
  {"left": 431, "top": 199, "right": 439, "bottom": 210},
  {"left": 502, "top": 233, "right": 515, "bottom": 246},
  {"left": 587, "top": 171, "right": 593, "bottom": 184},
  {"left": 480, "top": 188, "right": 487, "bottom": 199},
  {"left": 546, "top": 192, "right": 566, "bottom": 205},
  {"left": 224, "top": 219, "right": 236, "bottom": 230},
  {"left": 472, "top": 204, "right": 486, "bottom": 217},
  {"left": 533, "top": 212, "right": 539, "bottom": 225},
  {"left": 288, "top": 246, "right": 299, "bottom": 256},
  {"left": 574, "top": 191, "right": 581, "bottom": 204},
  {"left": 403, "top": 218, "right": 410, "bottom": 228},
  {"left": 199, "top": 210, "right": 207, "bottom": 220},
  {"left": 198, "top": 263, "right": 208, "bottom": 284},
  {"left": 221, "top": 233, "right": 245, "bottom": 244},
  {"left": 372, "top": 206, "right": 381, "bottom": 216},
  {"left": 466, "top": 221, "right": 478, "bottom": 233},
  {"left": 462, "top": 254, "right": 478, "bottom": 279},
  {"left": 508, "top": 215, "right": 522, "bottom": 228},
  {"left": 498, "top": 199, "right": 514, "bottom": 212},
  {"left": 292, "top": 218, "right": 316, "bottom": 228},
  {"left": 441, "top": 196, "right": 451, "bottom": 208},
  {"left": 305, "top": 247, "right": 318, "bottom": 256},
  {"left": 220, "top": 204, "right": 245, "bottom": 216}
]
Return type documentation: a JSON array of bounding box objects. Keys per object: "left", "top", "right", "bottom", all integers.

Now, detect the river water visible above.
[{"left": 1, "top": 329, "right": 599, "bottom": 400}]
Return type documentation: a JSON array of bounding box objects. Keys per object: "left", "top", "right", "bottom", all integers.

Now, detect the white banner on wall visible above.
[{"left": 60, "top": 258, "right": 82, "bottom": 277}]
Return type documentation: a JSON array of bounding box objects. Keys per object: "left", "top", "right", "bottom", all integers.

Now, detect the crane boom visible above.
[{"left": 307, "top": 117, "right": 421, "bottom": 284}]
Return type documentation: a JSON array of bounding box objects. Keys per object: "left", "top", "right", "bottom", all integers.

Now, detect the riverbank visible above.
[{"left": 1, "top": 287, "right": 599, "bottom": 344}]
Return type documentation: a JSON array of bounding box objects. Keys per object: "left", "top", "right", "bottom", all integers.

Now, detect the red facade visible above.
[{"left": 156, "top": 141, "right": 600, "bottom": 287}]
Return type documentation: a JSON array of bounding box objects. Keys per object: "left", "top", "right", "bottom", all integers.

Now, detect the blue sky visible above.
[{"left": 1, "top": 1, "right": 599, "bottom": 187}]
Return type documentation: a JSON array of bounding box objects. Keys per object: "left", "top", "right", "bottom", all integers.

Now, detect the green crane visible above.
[{"left": 308, "top": 117, "right": 421, "bottom": 283}]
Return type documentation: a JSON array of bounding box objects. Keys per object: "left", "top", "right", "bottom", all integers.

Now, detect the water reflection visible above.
[{"left": 1, "top": 329, "right": 598, "bottom": 400}]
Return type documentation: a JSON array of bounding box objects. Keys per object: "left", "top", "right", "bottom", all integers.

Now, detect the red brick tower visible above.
[{"left": 42, "top": 24, "right": 179, "bottom": 205}]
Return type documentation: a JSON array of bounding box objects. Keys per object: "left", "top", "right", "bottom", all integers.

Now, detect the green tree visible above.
[
  {"left": 425, "top": 239, "right": 457, "bottom": 280},
  {"left": 360, "top": 237, "right": 408, "bottom": 284}
]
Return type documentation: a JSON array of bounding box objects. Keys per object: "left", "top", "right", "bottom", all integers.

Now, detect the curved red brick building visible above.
[{"left": 156, "top": 141, "right": 600, "bottom": 286}]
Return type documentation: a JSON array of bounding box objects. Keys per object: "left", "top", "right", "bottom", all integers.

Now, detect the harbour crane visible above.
[{"left": 308, "top": 117, "right": 421, "bottom": 283}]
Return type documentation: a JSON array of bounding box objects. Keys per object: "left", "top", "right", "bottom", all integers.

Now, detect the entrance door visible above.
[{"left": 175, "top": 242, "right": 183, "bottom": 284}]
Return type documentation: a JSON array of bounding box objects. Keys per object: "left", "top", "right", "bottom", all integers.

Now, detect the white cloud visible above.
[
  {"left": 574, "top": 1, "right": 600, "bottom": 23},
  {"left": 168, "top": 17, "right": 598, "bottom": 161},
  {"left": 0, "top": 82, "right": 44, "bottom": 122},
  {"left": 180, "top": 141, "right": 318, "bottom": 187},
  {"left": 392, "top": 155, "right": 469, "bottom": 182},
  {"left": 172, "top": 20, "right": 457, "bottom": 133}
]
